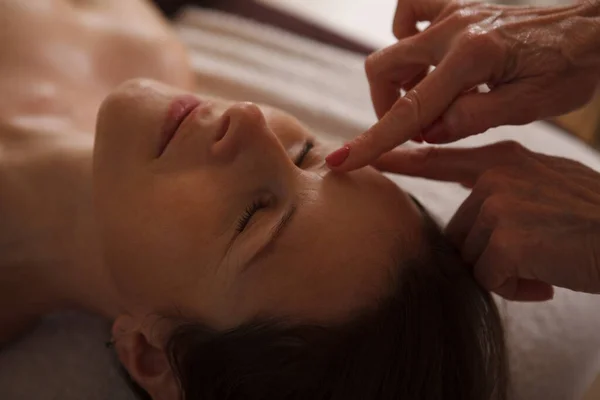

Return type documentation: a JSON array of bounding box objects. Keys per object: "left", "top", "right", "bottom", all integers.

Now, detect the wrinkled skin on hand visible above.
[
  {"left": 374, "top": 141, "right": 600, "bottom": 302},
  {"left": 327, "top": 0, "right": 600, "bottom": 171}
]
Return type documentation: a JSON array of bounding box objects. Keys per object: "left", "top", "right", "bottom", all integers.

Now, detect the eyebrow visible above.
[{"left": 243, "top": 203, "right": 298, "bottom": 270}]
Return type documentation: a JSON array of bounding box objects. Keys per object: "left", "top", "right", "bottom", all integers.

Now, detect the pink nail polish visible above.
[{"left": 326, "top": 146, "right": 350, "bottom": 167}]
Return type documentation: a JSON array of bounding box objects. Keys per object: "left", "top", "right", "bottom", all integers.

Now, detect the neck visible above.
[
  {"left": 57, "top": 185, "right": 122, "bottom": 319},
  {"left": 0, "top": 129, "right": 121, "bottom": 327}
]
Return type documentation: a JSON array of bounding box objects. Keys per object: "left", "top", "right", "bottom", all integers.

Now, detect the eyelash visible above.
[
  {"left": 295, "top": 141, "right": 314, "bottom": 167},
  {"left": 236, "top": 200, "right": 266, "bottom": 233},
  {"left": 236, "top": 141, "right": 314, "bottom": 234}
]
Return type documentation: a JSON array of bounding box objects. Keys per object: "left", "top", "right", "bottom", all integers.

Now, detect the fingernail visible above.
[
  {"left": 326, "top": 145, "right": 350, "bottom": 167},
  {"left": 422, "top": 123, "right": 447, "bottom": 144}
]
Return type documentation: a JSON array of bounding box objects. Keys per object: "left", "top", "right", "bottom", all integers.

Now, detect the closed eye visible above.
[
  {"left": 236, "top": 199, "right": 267, "bottom": 233},
  {"left": 235, "top": 140, "right": 312, "bottom": 235},
  {"left": 294, "top": 140, "right": 314, "bottom": 167}
]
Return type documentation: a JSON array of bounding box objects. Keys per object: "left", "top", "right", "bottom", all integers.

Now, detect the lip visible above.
[{"left": 158, "top": 95, "right": 203, "bottom": 157}]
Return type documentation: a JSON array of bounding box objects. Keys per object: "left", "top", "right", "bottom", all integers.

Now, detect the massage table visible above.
[{"left": 1, "top": 6, "right": 600, "bottom": 400}]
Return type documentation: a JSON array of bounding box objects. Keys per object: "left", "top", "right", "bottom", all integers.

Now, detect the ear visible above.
[{"left": 112, "top": 315, "right": 180, "bottom": 400}]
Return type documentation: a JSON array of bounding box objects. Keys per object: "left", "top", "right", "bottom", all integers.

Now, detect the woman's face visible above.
[{"left": 94, "top": 79, "right": 424, "bottom": 328}]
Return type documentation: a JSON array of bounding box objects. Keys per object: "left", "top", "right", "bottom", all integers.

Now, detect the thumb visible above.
[{"left": 422, "top": 84, "right": 541, "bottom": 144}]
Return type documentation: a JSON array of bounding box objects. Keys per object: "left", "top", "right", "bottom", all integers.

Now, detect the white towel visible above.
[{"left": 1, "top": 7, "right": 600, "bottom": 400}]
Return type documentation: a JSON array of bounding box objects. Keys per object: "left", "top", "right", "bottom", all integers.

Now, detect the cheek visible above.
[
  {"left": 264, "top": 110, "right": 312, "bottom": 142},
  {"left": 100, "top": 175, "right": 228, "bottom": 306},
  {"left": 104, "top": 208, "right": 221, "bottom": 311}
]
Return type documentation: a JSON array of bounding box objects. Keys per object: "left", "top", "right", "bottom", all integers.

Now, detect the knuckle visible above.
[
  {"left": 457, "top": 29, "right": 505, "bottom": 72},
  {"left": 364, "top": 50, "right": 386, "bottom": 80},
  {"left": 364, "top": 53, "right": 379, "bottom": 80},
  {"left": 435, "top": 2, "right": 458, "bottom": 22},
  {"left": 447, "top": 5, "right": 480, "bottom": 25},
  {"left": 475, "top": 231, "right": 514, "bottom": 289},
  {"left": 455, "top": 0, "right": 484, "bottom": 8},
  {"left": 445, "top": 0, "right": 465, "bottom": 13},
  {"left": 415, "top": 145, "right": 441, "bottom": 166},
  {"left": 480, "top": 195, "right": 508, "bottom": 224},
  {"left": 475, "top": 169, "right": 502, "bottom": 193},
  {"left": 465, "top": 29, "right": 496, "bottom": 50},
  {"left": 392, "top": 16, "right": 408, "bottom": 39},
  {"left": 447, "top": 101, "right": 476, "bottom": 134},
  {"left": 455, "top": 31, "right": 483, "bottom": 70},
  {"left": 465, "top": 1, "right": 485, "bottom": 10},
  {"left": 446, "top": 9, "right": 466, "bottom": 25},
  {"left": 400, "top": 90, "right": 424, "bottom": 130},
  {"left": 488, "top": 229, "right": 511, "bottom": 255},
  {"left": 404, "top": 146, "right": 443, "bottom": 177},
  {"left": 493, "top": 140, "right": 528, "bottom": 157},
  {"left": 476, "top": 164, "right": 523, "bottom": 195},
  {"left": 440, "top": 0, "right": 480, "bottom": 21},
  {"left": 457, "top": 29, "right": 479, "bottom": 46},
  {"left": 442, "top": 0, "right": 460, "bottom": 14}
]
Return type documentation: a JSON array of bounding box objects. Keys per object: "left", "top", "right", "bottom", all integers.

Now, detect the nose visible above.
[
  {"left": 219, "top": 102, "right": 266, "bottom": 143},
  {"left": 212, "top": 102, "right": 289, "bottom": 167}
]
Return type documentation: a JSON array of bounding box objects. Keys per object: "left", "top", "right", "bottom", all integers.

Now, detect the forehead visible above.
[{"left": 232, "top": 167, "right": 424, "bottom": 324}]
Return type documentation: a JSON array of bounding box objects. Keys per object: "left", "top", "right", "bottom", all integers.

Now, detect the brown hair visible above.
[{"left": 127, "top": 207, "right": 508, "bottom": 399}]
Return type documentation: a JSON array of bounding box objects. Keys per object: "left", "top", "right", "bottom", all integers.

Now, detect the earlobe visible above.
[{"left": 112, "top": 315, "right": 180, "bottom": 400}]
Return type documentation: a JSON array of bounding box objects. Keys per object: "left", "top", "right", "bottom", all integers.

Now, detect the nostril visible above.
[
  {"left": 214, "top": 115, "right": 231, "bottom": 142},
  {"left": 226, "top": 102, "right": 265, "bottom": 125},
  {"left": 216, "top": 102, "right": 265, "bottom": 145}
]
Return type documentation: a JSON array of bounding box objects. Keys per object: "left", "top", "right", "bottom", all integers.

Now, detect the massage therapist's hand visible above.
[
  {"left": 374, "top": 141, "right": 600, "bottom": 302},
  {"left": 326, "top": 0, "right": 600, "bottom": 171}
]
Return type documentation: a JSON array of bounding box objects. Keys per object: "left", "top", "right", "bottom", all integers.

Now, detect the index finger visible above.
[
  {"left": 330, "top": 55, "right": 468, "bottom": 172},
  {"left": 372, "top": 143, "right": 525, "bottom": 186}
]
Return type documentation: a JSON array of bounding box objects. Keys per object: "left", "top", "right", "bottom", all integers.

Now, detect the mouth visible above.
[{"left": 158, "top": 95, "right": 203, "bottom": 157}]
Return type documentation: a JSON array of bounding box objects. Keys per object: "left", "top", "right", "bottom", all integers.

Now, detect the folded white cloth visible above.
[{"left": 1, "top": 7, "right": 599, "bottom": 400}]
